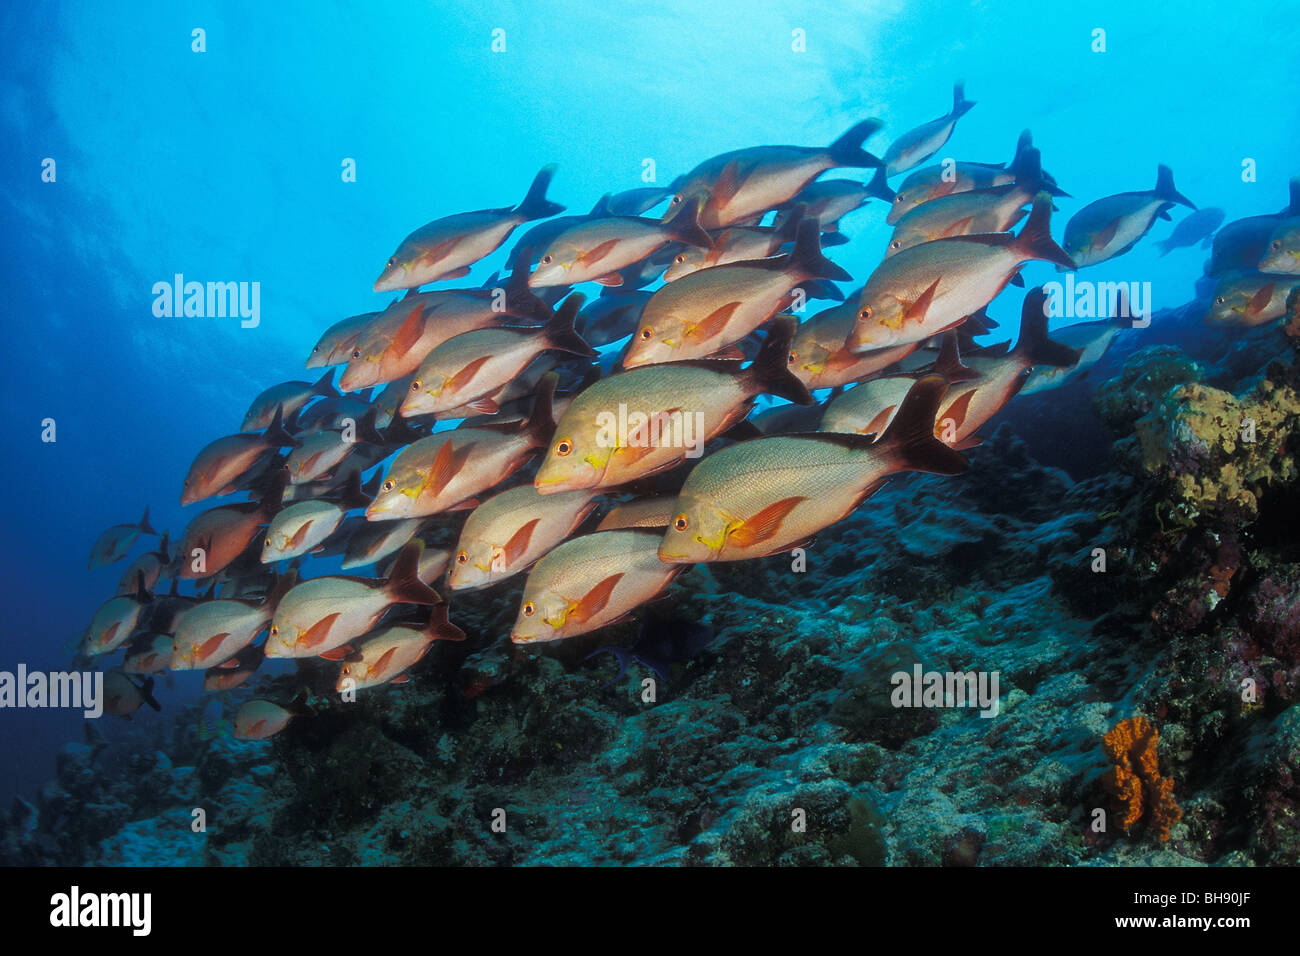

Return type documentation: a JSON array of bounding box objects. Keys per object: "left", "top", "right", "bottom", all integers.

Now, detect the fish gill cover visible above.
[{"left": 0, "top": 0, "right": 1298, "bottom": 873}]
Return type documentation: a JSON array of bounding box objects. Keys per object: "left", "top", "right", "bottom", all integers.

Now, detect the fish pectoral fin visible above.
[
  {"left": 446, "top": 356, "right": 493, "bottom": 397},
  {"left": 503, "top": 518, "right": 541, "bottom": 566},
  {"left": 429, "top": 439, "right": 476, "bottom": 491},
  {"left": 938, "top": 216, "right": 976, "bottom": 238},
  {"left": 463, "top": 397, "right": 499, "bottom": 414},
  {"left": 217, "top": 656, "right": 242, "bottom": 670},
  {"left": 690, "top": 302, "right": 742, "bottom": 342},
  {"left": 1093, "top": 217, "right": 1122, "bottom": 250},
  {"left": 299, "top": 612, "right": 341, "bottom": 649},
  {"left": 580, "top": 239, "right": 620, "bottom": 267},
  {"left": 903, "top": 278, "right": 941, "bottom": 324},
  {"left": 317, "top": 643, "right": 355, "bottom": 662},
  {"left": 569, "top": 573, "right": 625, "bottom": 625},
  {"left": 390, "top": 302, "right": 428, "bottom": 359},
  {"left": 197, "top": 633, "right": 232, "bottom": 660},
  {"left": 389, "top": 673, "right": 411, "bottom": 684},
  {"left": 1249, "top": 283, "right": 1275, "bottom": 315},
  {"left": 706, "top": 344, "right": 747, "bottom": 361},
  {"left": 439, "top": 266, "right": 472, "bottom": 281},
  {"left": 727, "top": 496, "right": 806, "bottom": 549}
]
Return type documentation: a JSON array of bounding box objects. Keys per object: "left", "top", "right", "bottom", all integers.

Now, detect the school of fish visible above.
[{"left": 81, "top": 83, "right": 1300, "bottom": 737}]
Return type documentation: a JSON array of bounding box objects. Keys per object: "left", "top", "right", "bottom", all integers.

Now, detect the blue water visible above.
[{"left": 1, "top": 0, "right": 1298, "bottom": 808}]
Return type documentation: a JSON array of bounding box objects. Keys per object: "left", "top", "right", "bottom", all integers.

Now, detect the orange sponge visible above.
[{"left": 1102, "top": 716, "right": 1182, "bottom": 842}]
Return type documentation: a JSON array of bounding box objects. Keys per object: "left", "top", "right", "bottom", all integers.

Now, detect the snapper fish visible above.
[
  {"left": 527, "top": 194, "right": 713, "bottom": 288},
  {"left": 849, "top": 193, "right": 1074, "bottom": 352},
  {"left": 233, "top": 695, "right": 308, "bottom": 740},
  {"left": 203, "top": 645, "right": 265, "bottom": 692},
  {"left": 448, "top": 484, "right": 599, "bottom": 591},
  {"left": 662, "top": 205, "right": 806, "bottom": 281},
  {"left": 1259, "top": 215, "right": 1300, "bottom": 275},
  {"left": 114, "top": 532, "right": 170, "bottom": 596},
  {"left": 341, "top": 270, "right": 549, "bottom": 391},
  {"left": 930, "top": 289, "right": 1082, "bottom": 447},
  {"left": 1062, "top": 164, "right": 1196, "bottom": 268},
  {"left": 1153, "top": 207, "right": 1225, "bottom": 257},
  {"left": 261, "top": 471, "right": 376, "bottom": 562},
  {"left": 1020, "top": 290, "right": 1131, "bottom": 395},
  {"left": 401, "top": 294, "right": 596, "bottom": 417},
  {"left": 169, "top": 572, "right": 296, "bottom": 670},
  {"left": 623, "top": 220, "right": 850, "bottom": 367},
  {"left": 665, "top": 119, "right": 887, "bottom": 230},
  {"left": 887, "top": 130, "right": 1044, "bottom": 225},
  {"left": 773, "top": 179, "right": 877, "bottom": 233},
  {"left": 882, "top": 83, "right": 976, "bottom": 178},
  {"left": 1207, "top": 179, "right": 1300, "bottom": 276},
  {"left": 336, "top": 605, "right": 465, "bottom": 692},
  {"left": 509, "top": 529, "right": 685, "bottom": 644},
  {"left": 265, "top": 542, "right": 439, "bottom": 660},
  {"left": 658, "top": 376, "right": 967, "bottom": 563},
  {"left": 122, "top": 633, "right": 174, "bottom": 675},
  {"left": 886, "top": 147, "right": 1051, "bottom": 256},
  {"left": 535, "top": 316, "right": 811, "bottom": 493},
  {"left": 367, "top": 376, "right": 558, "bottom": 519},
  {"left": 85, "top": 574, "right": 153, "bottom": 657},
  {"left": 1204, "top": 273, "right": 1299, "bottom": 327},
  {"left": 305, "top": 311, "right": 380, "bottom": 369},
  {"left": 89, "top": 507, "right": 157, "bottom": 569},
  {"left": 594, "top": 496, "right": 678, "bottom": 532},
  {"left": 181, "top": 407, "right": 297, "bottom": 506},
  {"left": 787, "top": 297, "right": 921, "bottom": 390},
  {"left": 175, "top": 478, "right": 284, "bottom": 580},
  {"left": 373, "top": 165, "right": 565, "bottom": 292},
  {"left": 242, "top": 372, "right": 337, "bottom": 432},
  {"left": 340, "top": 517, "right": 426, "bottom": 570},
  {"left": 102, "top": 673, "right": 161, "bottom": 719}
]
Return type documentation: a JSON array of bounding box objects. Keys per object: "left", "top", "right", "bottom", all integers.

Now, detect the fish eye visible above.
[
  {"left": 382, "top": 479, "right": 395, "bottom": 492},
  {"left": 895, "top": 193, "right": 905, "bottom": 203},
  {"left": 269, "top": 625, "right": 279, "bottom": 637},
  {"left": 1272, "top": 239, "right": 1282, "bottom": 250},
  {"left": 541, "top": 254, "right": 553, "bottom": 264},
  {"left": 859, "top": 306, "right": 873, "bottom": 320},
  {"left": 456, "top": 551, "right": 468, "bottom": 564},
  {"left": 788, "top": 350, "right": 798, "bottom": 364},
  {"left": 889, "top": 240, "right": 901, "bottom": 250},
  {"left": 673, "top": 515, "right": 689, "bottom": 531},
  {"left": 555, "top": 439, "right": 573, "bottom": 457},
  {"left": 671, "top": 195, "right": 682, "bottom": 205},
  {"left": 522, "top": 601, "right": 536, "bottom": 616},
  {"left": 639, "top": 328, "right": 653, "bottom": 340},
  {"left": 410, "top": 379, "right": 422, "bottom": 391},
  {"left": 342, "top": 665, "right": 351, "bottom": 676},
  {"left": 352, "top": 348, "right": 362, "bottom": 359},
  {"left": 387, "top": 258, "right": 395, "bottom": 268},
  {"left": 1215, "top": 296, "right": 1226, "bottom": 305},
  {"left": 674, "top": 254, "right": 685, "bottom": 264}
]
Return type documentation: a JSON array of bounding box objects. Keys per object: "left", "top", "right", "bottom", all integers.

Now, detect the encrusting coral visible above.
[{"left": 1101, "top": 716, "right": 1182, "bottom": 842}]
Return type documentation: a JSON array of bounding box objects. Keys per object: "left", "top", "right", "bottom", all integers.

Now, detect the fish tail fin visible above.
[
  {"left": 357, "top": 407, "right": 386, "bottom": 445},
  {"left": 340, "top": 469, "right": 373, "bottom": 511},
  {"left": 935, "top": 330, "right": 980, "bottom": 383},
  {"left": 261, "top": 568, "right": 299, "bottom": 612},
  {"left": 139, "top": 676, "right": 162, "bottom": 712},
  {"left": 877, "top": 375, "right": 969, "bottom": 476},
  {"left": 1155, "top": 164, "right": 1196, "bottom": 210},
  {"left": 788, "top": 218, "right": 852, "bottom": 282},
  {"left": 1009, "top": 146, "right": 1044, "bottom": 193},
  {"left": 951, "top": 81, "right": 976, "bottom": 118},
  {"left": 827, "top": 118, "right": 885, "bottom": 169},
  {"left": 745, "top": 315, "right": 814, "bottom": 406},
  {"left": 515, "top": 164, "right": 565, "bottom": 221},
  {"left": 426, "top": 603, "right": 467, "bottom": 642},
  {"left": 524, "top": 371, "right": 559, "bottom": 446},
  {"left": 138, "top": 506, "right": 157, "bottom": 536},
  {"left": 156, "top": 531, "right": 171, "bottom": 561},
  {"left": 264, "top": 404, "right": 299, "bottom": 448},
  {"left": 544, "top": 294, "right": 598, "bottom": 358},
  {"left": 386, "top": 541, "right": 440, "bottom": 605},
  {"left": 865, "top": 164, "right": 896, "bottom": 203},
  {"left": 1015, "top": 193, "right": 1076, "bottom": 270},
  {"left": 505, "top": 248, "right": 554, "bottom": 322},
  {"left": 776, "top": 203, "right": 806, "bottom": 243},
  {"left": 312, "top": 369, "right": 338, "bottom": 398},
  {"left": 1154, "top": 238, "right": 1172, "bottom": 256},
  {"left": 662, "top": 193, "right": 714, "bottom": 249},
  {"left": 1015, "top": 288, "right": 1084, "bottom": 368}
]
